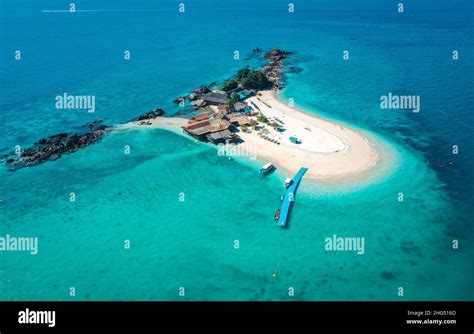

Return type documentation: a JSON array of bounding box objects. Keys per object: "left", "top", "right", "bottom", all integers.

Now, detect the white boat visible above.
[
  {"left": 260, "top": 162, "right": 274, "bottom": 175},
  {"left": 284, "top": 177, "right": 293, "bottom": 188}
]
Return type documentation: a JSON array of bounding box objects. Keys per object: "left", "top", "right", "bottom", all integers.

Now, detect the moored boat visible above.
[
  {"left": 260, "top": 162, "right": 274, "bottom": 175},
  {"left": 274, "top": 209, "right": 280, "bottom": 221}
]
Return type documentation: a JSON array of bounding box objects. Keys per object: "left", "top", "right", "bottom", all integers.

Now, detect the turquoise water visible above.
[{"left": 0, "top": 0, "right": 473, "bottom": 300}]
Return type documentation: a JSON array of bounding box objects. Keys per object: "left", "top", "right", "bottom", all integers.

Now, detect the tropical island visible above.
[
  {"left": 4, "top": 48, "right": 382, "bottom": 182},
  {"left": 123, "top": 48, "right": 382, "bottom": 181}
]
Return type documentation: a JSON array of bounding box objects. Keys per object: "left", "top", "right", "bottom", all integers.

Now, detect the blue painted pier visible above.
[{"left": 276, "top": 167, "right": 308, "bottom": 227}]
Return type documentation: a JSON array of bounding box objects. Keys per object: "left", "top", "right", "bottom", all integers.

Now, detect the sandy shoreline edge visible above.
[{"left": 118, "top": 90, "right": 392, "bottom": 184}]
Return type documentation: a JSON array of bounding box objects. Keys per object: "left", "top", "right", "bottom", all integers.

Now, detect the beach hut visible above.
[
  {"left": 227, "top": 114, "right": 250, "bottom": 126},
  {"left": 182, "top": 118, "right": 231, "bottom": 141}
]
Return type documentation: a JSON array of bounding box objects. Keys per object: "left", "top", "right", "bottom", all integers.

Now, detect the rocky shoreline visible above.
[
  {"left": 128, "top": 108, "right": 165, "bottom": 125},
  {"left": 261, "top": 48, "right": 292, "bottom": 90},
  {"left": 4, "top": 121, "right": 110, "bottom": 171},
  {"left": 3, "top": 48, "right": 292, "bottom": 171},
  {"left": 173, "top": 48, "right": 292, "bottom": 105},
  {"left": 3, "top": 109, "right": 166, "bottom": 171}
]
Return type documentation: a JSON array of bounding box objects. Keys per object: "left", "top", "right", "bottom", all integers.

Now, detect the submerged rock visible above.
[
  {"left": 173, "top": 97, "right": 186, "bottom": 105},
  {"left": 380, "top": 271, "right": 396, "bottom": 280},
  {"left": 288, "top": 66, "right": 303, "bottom": 73},
  {"left": 263, "top": 48, "right": 292, "bottom": 62}
]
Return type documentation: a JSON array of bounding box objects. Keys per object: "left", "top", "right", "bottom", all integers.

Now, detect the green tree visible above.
[
  {"left": 239, "top": 70, "right": 271, "bottom": 90},
  {"left": 229, "top": 92, "right": 241, "bottom": 108},
  {"left": 236, "top": 67, "right": 251, "bottom": 82},
  {"left": 219, "top": 79, "right": 238, "bottom": 92},
  {"left": 256, "top": 114, "right": 269, "bottom": 124}
]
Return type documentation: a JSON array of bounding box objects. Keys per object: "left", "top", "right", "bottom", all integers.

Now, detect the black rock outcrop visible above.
[
  {"left": 130, "top": 108, "right": 165, "bottom": 122},
  {"left": 5, "top": 121, "right": 110, "bottom": 171},
  {"left": 261, "top": 48, "right": 292, "bottom": 90}
]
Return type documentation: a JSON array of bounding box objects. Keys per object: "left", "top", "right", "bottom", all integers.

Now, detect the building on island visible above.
[
  {"left": 227, "top": 114, "right": 251, "bottom": 127},
  {"left": 182, "top": 117, "right": 232, "bottom": 142},
  {"left": 200, "top": 92, "right": 230, "bottom": 105},
  {"left": 188, "top": 113, "right": 210, "bottom": 123},
  {"left": 180, "top": 88, "right": 255, "bottom": 144}
]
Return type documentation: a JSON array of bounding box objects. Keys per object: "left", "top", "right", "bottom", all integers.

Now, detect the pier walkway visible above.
[{"left": 276, "top": 167, "right": 308, "bottom": 227}]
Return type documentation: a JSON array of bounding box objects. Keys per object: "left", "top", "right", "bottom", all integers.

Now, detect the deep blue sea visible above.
[{"left": 0, "top": 0, "right": 473, "bottom": 300}]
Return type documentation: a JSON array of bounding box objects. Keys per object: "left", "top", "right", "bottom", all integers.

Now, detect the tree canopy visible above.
[
  {"left": 229, "top": 92, "right": 241, "bottom": 107},
  {"left": 219, "top": 79, "right": 238, "bottom": 92},
  {"left": 236, "top": 67, "right": 271, "bottom": 90}
]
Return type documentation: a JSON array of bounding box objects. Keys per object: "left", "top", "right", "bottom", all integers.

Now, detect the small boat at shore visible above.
[
  {"left": 284, "top": 178, "right": 293, "bottom": 188},
  {"left": 260, "top": 162, "right": 274, "bottom": 175},
  {"left": 274, "top": 209, "right": 280, "bottom": 221}
]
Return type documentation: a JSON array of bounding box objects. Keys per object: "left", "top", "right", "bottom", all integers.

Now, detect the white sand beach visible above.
[
  {"left": 237, "top": 90, "right": 381, "bottom": 181},
  {"left": 120, "top": 90, "right": 383, "bottom": 182}
]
